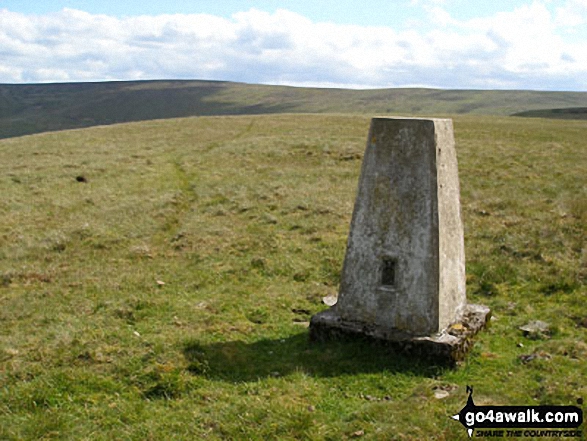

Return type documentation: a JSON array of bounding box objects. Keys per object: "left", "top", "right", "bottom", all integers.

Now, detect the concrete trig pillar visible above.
[{"left": 310, "top": 117, "right": 490, "bottom": 363}]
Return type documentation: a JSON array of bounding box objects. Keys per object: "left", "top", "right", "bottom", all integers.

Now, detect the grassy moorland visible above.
[
  {"left": 0, "top": 114, "right": 585, "bottom": 440},
  {"left": 2, "top": 80, "right": 587, "bottom": 139}
]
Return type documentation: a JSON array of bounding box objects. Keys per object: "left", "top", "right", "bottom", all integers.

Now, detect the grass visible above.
[{"left": 0, "top": 114, "right": 585, "bottom": 440}]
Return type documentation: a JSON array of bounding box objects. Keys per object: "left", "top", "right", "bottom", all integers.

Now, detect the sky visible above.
[{"left": 0, "top": 0, "right": 586, "bottom": 90}]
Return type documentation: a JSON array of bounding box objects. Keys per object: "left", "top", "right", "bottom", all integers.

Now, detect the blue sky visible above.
[
  {"left": 1, "top": 0, "right": 586, "bottom": 90},
  {"left": 0, "top": 0, "right": 551, "bottom": 27}
]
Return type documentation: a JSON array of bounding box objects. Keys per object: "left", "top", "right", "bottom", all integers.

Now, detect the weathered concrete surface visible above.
[
  {"left": 309, "top": 117, "right": 488, "bottom": 361},
  {"left": 310, "top": 304, "right": 491, "bottom": 365},
  {"left": 435, "top": 118, "right": 467, "bottom": 332},
  {"left": 334, "top": 117, "right": 465, "bottom": 335}
]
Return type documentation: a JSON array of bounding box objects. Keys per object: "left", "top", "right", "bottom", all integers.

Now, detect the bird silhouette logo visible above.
[{"left": 451, "top": 385, "right": 476, "bottom": 437}]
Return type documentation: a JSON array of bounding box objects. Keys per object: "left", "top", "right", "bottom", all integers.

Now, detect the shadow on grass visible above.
[{"left": 183, "top": 332, "right": 446, "bottom": 382}]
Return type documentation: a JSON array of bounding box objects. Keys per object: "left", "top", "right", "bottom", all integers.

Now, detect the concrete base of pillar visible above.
[{"left": 309, "top": 304, "right": 491, "bottom": 366}]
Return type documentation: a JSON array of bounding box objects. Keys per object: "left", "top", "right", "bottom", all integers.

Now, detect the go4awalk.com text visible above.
[{"left": 452, "top": 387, "right": 583, "bottom": 438}]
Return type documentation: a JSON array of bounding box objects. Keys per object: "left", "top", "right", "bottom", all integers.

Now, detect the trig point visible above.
[{"left": 309, "top": 117, "right": 490, "bottom": 364}]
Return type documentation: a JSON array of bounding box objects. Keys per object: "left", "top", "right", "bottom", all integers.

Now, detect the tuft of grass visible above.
[{"left": 0, "top": 114, "right": 585, "bottom": 439}]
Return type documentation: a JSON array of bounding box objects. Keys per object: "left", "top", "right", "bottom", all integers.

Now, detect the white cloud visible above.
[
  {"left": 0, "top": 4, "right": 585, "bottom": 90},
  {"left": 455, "top": 1, "right": 587, "bottom": 83},
  {"left": 555, "top": 0, "right": 587, "bottom": 26}
]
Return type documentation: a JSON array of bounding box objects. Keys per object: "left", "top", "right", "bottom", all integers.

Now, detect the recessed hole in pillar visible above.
[{"left": 381, "top": 258, "right": 397, "bottom": 287}]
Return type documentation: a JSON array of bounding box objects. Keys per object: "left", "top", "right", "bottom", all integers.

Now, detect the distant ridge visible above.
[
  {"left": 512, "top": 107, "right": 587, "bottom": 120},
  {"left": 1, "top": 80, "right": 587, "bottom": 139}
]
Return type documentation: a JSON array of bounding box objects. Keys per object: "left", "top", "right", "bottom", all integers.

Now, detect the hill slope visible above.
[
  {"left": 2, "top": 80, "right": 587, "bottom": 139},
  {"left": 512, "top": 107, "right": 587, "bottom": 120}
]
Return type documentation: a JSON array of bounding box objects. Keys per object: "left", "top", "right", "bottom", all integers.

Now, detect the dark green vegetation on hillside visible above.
[
  {"left": 512, "top": 107, "right": 587, "bottom": 120},
  {"left": 0, "top": 114, "right": 585, "bottom": 439},
  {"left": 2, "top": 80, "right": 587, "bottom": 139}
]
